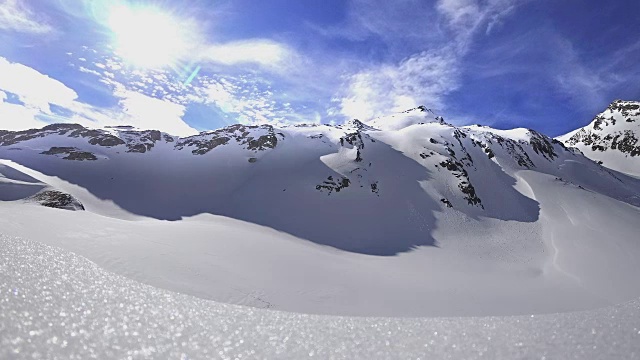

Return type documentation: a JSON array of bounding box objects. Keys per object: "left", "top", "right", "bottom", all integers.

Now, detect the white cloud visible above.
[
  {"left": 437, "top": 0, "right": 527, "bottom": 39},
  {"left": 198, "top": 78, "right": 293, "bottom": 124},
  {"left": 436, "top": 0, "right": 481, "bottom": 30},
  {"left": 0, "top": 0, "right": 53, "bottom": 34},
  {"left": 0, "top": 90, "right": 49, "bottom": 130},
  {"left": 201, "top": 39, "right": 299, "bottom": 72},
  {"left": 0, "top": 57, "right": 198, "bottom": 136},
  {"left": 333, "top": 0, "right": 528, "bottom": 121},
  {"left": 318, "top": 0, "right": 438, "bottom": 47},
  {"left": 114, "top": 89, "right": 197, "bottom": 136},
  {"left": 203, "top": 82, "right": 237, "bottom": 113},
  {"left": 0, "top": 57, "right": 78, "bottom": 113},
  {"left": 337, "top": 50, "right": 460, "bottom": 120},
  {"left": 551, "top": 37, "right": 610, "bottom": 107}
]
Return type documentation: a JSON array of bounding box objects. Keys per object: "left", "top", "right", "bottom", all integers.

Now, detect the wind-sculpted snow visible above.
[
  {"left": 0, "top": 163, "right": 83, "bottom": 210},
  {"left": 1, "top": 235, "right": 639, "bottom": 359}
]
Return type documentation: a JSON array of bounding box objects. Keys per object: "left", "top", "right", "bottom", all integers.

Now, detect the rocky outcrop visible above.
[
  {"left": 28, "top": 190, "right": 85, "bottom": 211},
  {"left": 316, "top": 176, "right": 351, "bottom": 194},
  {"left": 564, "top": 100, "right": 640, "bottom": 158},
  {"left": 176, "top": 124, "right": 279, "bottom": 155},
  {"left": 41, "top": 147, "right": 97, "bottom": 161}
]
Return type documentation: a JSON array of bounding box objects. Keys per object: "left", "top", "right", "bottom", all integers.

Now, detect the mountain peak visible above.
[
  {"left": 345, "top": 119, "right": 378, "bottom": 131},
  {"left": 362, "top": 106, "right": 444, "bottom": 131},
  {"left": 559, "top": 99, "right": 640, "bottom": 176}
]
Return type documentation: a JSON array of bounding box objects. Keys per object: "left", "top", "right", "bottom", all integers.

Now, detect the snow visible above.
[
  {"left": 2, "top": 109, "right": 640, "bottom": 356},
  {"left": 558, "top": 100, "right": 640, "bottom": 177},
  {"left": 2, "top": 235, "right": 639, "bottom": 360},
  {"left": 468, "top": 127, "right": 532, "bottom": 142},
  {"left": 2, "top": 116, "right": 640, "bottom": 317},
  {"left": 1, "top": 147, "right": 640, "bottom": 317},
  {"left": 363, "top": 106, "right": 438, "bottom": 130}
]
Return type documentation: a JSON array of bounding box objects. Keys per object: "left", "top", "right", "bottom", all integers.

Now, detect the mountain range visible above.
[{"left": 1, "top": 100, "right": 639, "bottom": 316}]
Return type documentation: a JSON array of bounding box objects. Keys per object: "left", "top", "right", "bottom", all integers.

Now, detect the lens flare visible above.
[{"left": 107, "top": 4, "right": 191, "bottom": 69}]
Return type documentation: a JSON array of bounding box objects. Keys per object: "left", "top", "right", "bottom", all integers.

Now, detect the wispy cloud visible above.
[
  {"left": 335, "top": 49, "right": 460, "bottom": 120},
  {"left": 0, "top": 90, "right": 49, "bottom": 130},
  {"left": 197, "top": 79, "right": 285, "bottom": 123},
  {"left": 113, "top": 88, "right": 196, "bottom": 136},
  {"left": 316, "top": 0, "right": 439, "bottom": 49},
  {"left": 201, "top": 39, "right": 300, "bottom": 73},
  {"left": 437, "top": 0, "right": 527, "bottom": 40},
  {"left": 332, "top": 0, "right": 529, "bottom": 121},
  {"left": 467, "top": 28, "right": 634, "bottom": 113},
  {"left": 0, "top": 57, "right": 77, "bottom": 113},
  {"left": 0, "top": 56, "right": 198, "bottom": 135},
  {"left": 72, "top": 46, "right": 314, "bottom": 128},
  {"left": 552, "top": 37, "right": 610, "bottom": 107},
  {"left": 0, "top": 0, "right": 53, "bottom": 34}
]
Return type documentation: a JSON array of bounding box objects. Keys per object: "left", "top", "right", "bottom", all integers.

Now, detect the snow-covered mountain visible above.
[
  {"left": 3, "top": 109, "right": 638, "bottom": 254},
  {"left": 1, "top": 106, "right": 640, "bottom": 317},
  {"left": 558, "top": 100, "right": 640, "bottom": 177}
]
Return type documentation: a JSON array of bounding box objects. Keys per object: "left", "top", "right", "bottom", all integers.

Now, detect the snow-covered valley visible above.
[{"left": 2, "top": 102, "right": 640, "bottom": 357}]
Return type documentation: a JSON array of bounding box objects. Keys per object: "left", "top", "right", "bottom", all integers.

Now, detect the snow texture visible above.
[{"left": 1, "top": 235, "right": 639, "bottom": 360}]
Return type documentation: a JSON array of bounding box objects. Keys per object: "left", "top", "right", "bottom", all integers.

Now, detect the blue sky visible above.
[{"left": 0, "top": 0, "right": 638, "bottom": 136}]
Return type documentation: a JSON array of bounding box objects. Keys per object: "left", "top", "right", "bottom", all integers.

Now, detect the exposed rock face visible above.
[
  {"left": 564, "top": 100, "right": 640, "bottom": 157},
  {"left": 176, "top": 124, "right": 279, "bottom": 155},
  {"left": 120, "top": 130, "right": 163, "bottom": 153},
  {"left": 440, "top": 198, "right": 453, "bottom": 208},
  {"left": 439, "top": 159, "right": 483, "bottom": 208},
  {"left": 529, "top": 130, "right": 558, "bottom": 160},
  {"left": 316, "top": 176, "right": 351, "bottom": 194},
  {"left": 0, "top": 123, "right": 285, "bottom": 164},
  {"left": 340, "top": 131, "right": 369, "bottom": 163},
  {"left": 345, "top": 119, "right": 378, "bottom": 131},
  {"left": 28, "top": 190, "right": 85, "bottom": 211},
  {"left": 0, "top": 124, "right": 184, "bottom": 156},
  {"left": 0, "top": 124, "right": 125, "bottom": 148},
  {"left": 41, "top": 147, "right": 98, "bottom": 161},
  {"left": 1, "top": 104, "right": 634, "bottom": 216}
]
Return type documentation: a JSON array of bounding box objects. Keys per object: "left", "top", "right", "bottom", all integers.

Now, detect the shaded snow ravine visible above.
[{"left": 1, "top": 235, "right": 639, "bottom": 359}]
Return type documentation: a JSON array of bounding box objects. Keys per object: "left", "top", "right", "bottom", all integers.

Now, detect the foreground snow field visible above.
[
  {"left": 1, "top": 235, "right": 639, "bottom": 359},
  {"left": 1, "top": 182, "right": 639, "bottom": 317}
]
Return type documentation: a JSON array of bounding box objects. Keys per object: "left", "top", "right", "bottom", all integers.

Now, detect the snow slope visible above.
[
  {"left": 2, "top": 112, "right": 640, "bottom": 317},
  {"left": 2, "top": 235, "right": 639, "bottom": 359},
  {"left": 558, "top": 100, "right": 640, "bottom": 177}
]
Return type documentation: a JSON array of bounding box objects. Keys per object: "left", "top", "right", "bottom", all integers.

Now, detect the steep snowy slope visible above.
[
  {"left": 559, "top": 100, "right": 640, "bottom": 177},
  {"left": 0, "top": 162, "right": 84, "bottom": 210},
  {"left": 2, "top": 116, "right": 638, "bottom": 254},
  {"left": 362, "top": 105, "right": 445, "bottom": 130},
  {"left": 2, "top": 110, "right": 640, "bottom": 317}
]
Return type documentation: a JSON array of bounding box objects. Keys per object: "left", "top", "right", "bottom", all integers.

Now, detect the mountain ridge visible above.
[
  {"left": 2, "top": 102, "right": 640, "bottom": 316},
  {"left": 558, "top": 99, "right": 640, "bottom": 177},
  {"left": 1, "top": 104, "right": 639, "bottom": 254}
]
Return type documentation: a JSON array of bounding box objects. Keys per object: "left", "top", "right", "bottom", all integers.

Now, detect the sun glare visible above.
[{"left": 107, "top": 5, "right": 191, "bottom": 69}]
